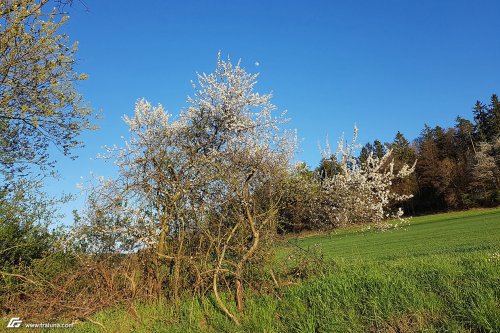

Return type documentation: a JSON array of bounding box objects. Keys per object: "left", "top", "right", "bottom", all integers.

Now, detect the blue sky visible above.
[{"left": 49, "top": 0, "right": 500, "bottom": 224}]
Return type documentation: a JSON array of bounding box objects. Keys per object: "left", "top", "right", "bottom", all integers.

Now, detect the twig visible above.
[
  {"left": 269, "top": 268, "right": 280, "bottom": 288},
  {"left": 85, "top": 317, "right": 105, "bottom": 329},
  {"left": 0, "top": 271, "right": 38, "bottom": 285}
]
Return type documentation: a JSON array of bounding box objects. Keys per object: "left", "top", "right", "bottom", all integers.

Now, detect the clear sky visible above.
[{"left": 48, "top": 0, "right": 500, "bottom": 224}]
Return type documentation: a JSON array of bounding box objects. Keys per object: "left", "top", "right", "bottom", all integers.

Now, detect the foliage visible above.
[
  {"left": 0, "top": 180, "right": 66, "bottom": 271},
  {"left": 0, "top": 179, "right": 72, "bottom": 313},
  {"left": 349, "top": 94, "right": 499, "bottom": 215},
  {"left": 409, "top": 95, "right": 499, "bottom": 212},
  {"left": 473, "top": 94, "right": 500, "bottom": 143},
  {"left": 277, "top": 162, "right": 322, "bottom": 233},
  {"left": 359, "top": 138, "right": 386, "bottom": 164},
  {"left": 0, "top": 0, "right": 95, "bottom": 183}
]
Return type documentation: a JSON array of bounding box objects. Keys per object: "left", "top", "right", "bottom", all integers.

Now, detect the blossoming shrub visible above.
[
  {"left": 75, "top": 54, "right": 297, "bottom": 324},
  {"left": 317, "top": 127, "right": 415, "bottom": 228}
]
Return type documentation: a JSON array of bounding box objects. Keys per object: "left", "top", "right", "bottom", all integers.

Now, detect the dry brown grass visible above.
[{"left": 1, "top": 251, "right": 160, "bottom": 321}]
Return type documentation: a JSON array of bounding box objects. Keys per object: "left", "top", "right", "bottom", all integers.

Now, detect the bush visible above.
[{"left": 0, "top": 181, "right": 65, "bottom": 271}]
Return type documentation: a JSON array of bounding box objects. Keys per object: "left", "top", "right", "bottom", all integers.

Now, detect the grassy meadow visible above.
[
  {"left": 281, "top": 208, "right": 500, "bottom": 261},
  {"left": 21, "top": 208, "right": 499, "bottom": 333}
]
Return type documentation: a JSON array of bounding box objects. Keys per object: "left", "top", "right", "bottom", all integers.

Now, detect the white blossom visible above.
[{"left": 318, "top": 127, "right": 415, "bottom": 228}]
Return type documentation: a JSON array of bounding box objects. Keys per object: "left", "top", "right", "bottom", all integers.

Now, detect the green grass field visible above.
[
  {"left": 281, "top": 208, "right": 500, "bottom": 261},
  {"left": 35, "top": 209, "right": 500, "bottom": 332}
]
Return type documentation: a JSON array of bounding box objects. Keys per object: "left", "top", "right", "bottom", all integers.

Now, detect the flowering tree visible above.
[
  {"left": 181, "top": 55, "right": 296, "bottom": 320},
  {"left": 319, "top": 126, "right": 415, "bottom": 228},
  {"left": 469, "top": 139, "right": 500, "bottom": 205},
  {"left": 76, "top": 54, "right": 296, "bottom": 324}
]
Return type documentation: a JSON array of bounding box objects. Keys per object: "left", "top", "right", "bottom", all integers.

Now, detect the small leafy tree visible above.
[
  {"left": 0, "top": 179, "right": 68, "bottom": 284},
  {"left": 0, "top": 0, "right": 95, "bottom": 182}
]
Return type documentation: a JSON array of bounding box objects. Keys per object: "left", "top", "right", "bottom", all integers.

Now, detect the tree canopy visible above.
[{"left": 0, "top": 0, "right": 95, "bottom": 182}]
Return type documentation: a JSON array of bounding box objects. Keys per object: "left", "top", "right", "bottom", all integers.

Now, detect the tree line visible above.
[
  {"left": 277, "top": 94, "right": 499, "bottom": 234},
  {"left": 362, "top": 95, "right": 499, "bottom": 215}
]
